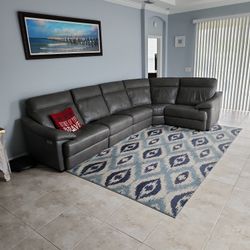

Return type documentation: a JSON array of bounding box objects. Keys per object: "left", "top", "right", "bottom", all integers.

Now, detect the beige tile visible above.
[
  {"left": 179, "top": 179, "right": 233, "bottom": 223},
  {"left": 39, "top": 206, "right": 103, "bottom": 250},
  {"left": 7, "top": 166, "right": 91, "bottom": 194},
  {"left": 240, "top": 119, "right": 250, "bottom": 128},
  {"left": 204, "top": 189, "right": 250, "bottom": 249},
  {"left": 13, "top": 191, "right": 73, "bottom": 229},
  {"left": 240, "top": 159, "right": 250, "bottom": 177},
  {"left": 204, "top": 209, "right": 250, "bottom": 250},
  {"left": 229, "top": 235, "right": 250, "bottom": 250},
  {"left": 75, "top": 186, "right": 124, "bottom": 221},
  {"left": 74, "top": 223, "right": 140, "bottom": 250},
  {"left": 0, "top": 179, "right": 48, "bottom": 212},
  {"left": 219, "top": 110, "right": 248, "bottom": 124},
  {"left": 232, "top": 136, "right": 250, "bottom": 148},
  {"left": 207, "top": 156, "right": 246, "bottom": 185},
  {"left": 235, "top": 176, "right": 250, "bottom": 192},
  {"left": 208, "top": 164, "right": 241, "bottom": 186},
  {"left": 145, "top": 180, "right": 232, "bottom": 250},
  {"left": 107, "top": 199, "right": 162, "bottom": 242},
  {"left": 29, "top": 167, "right": 91, "bottom": 191},
  {"left": 225, "top": 188, "right": 250, "bottom": 217},
  {"left": 145, "top": 214, "right": 211, "bottom": 250},
  {"left": 0, "top": 206, "right": 33, "bottom": 249},
  {"left": 219, "top": 121, "right": 243, "bottom": 128},
  {"left": 12, "top": 230, "right": 58, "bottom": 250},
  {"left": 216, "top": 152, "right": 246, "bottom": 169},
  {"left": 224, "top": 144, "right": 250, "bottom": 159},
  {"left": 138, "top": 244, "right": 154, "bottom": 250},
  {"left": 237, "top": 128, "right": 250, "bottom": 139}
]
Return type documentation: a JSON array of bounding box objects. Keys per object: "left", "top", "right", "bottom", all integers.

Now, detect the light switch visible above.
[{"left": 185, "top": 67, "right": 192, "bottom": 72}]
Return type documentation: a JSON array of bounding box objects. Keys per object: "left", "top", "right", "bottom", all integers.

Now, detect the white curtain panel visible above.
[{"left": 194, "top": 15, "right": 250, "bottom": 111}]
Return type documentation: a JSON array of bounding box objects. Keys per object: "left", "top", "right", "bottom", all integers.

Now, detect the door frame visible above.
[{"left": 148, "top": 35, "right": 163, "bottom": 77}]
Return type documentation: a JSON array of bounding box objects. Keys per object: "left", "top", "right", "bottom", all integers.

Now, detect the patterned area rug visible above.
[{"left": 68, "top": 125, "right": 241, "bottom": 218}]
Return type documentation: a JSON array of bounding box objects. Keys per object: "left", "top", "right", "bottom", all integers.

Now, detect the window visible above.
[{"left": 194, "top": 15, "right": 250, "bottom": 111}]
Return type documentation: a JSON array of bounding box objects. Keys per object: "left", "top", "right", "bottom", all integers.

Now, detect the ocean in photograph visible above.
[{"left": 29, "top": 37, "right": 100, "bottom": 54}]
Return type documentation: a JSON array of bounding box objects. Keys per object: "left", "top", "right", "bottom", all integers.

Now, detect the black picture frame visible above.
[{"left": 18, "top": 11, "right": 103, "bottom": 60}]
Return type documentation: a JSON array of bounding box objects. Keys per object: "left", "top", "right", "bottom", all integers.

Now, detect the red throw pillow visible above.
[{"left": 50, "top": 107, "right": 83, "bottom": 132}]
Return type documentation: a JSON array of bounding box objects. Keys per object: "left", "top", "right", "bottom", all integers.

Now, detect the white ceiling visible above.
[{"left": 104, "top": 0, "right": 250, "bottom": 14}]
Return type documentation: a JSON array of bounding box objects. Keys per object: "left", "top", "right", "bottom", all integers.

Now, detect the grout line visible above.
[
  {"left": 202, "top": 153, "right": 249, "bottom": 250},
  {"left": 99, "top": 214, "right": 145, "bottom": 244},
  {"left": 141, "top": 219, "right": 162, "bottom": 245},
  {"left": 1, "top": 205, "right": 61, "bottom": 250},
  {"left": 72, "top": 216, "right": 143, "bottom": 250},
  {"left": 201, "top": 183, "right": 235, "bottom": 250},
  {"left": 90, "top": 198, "right": 164, "bottom": 245},
  {"left": 201, "top": 114, "right": 249, "bottom": 249}
]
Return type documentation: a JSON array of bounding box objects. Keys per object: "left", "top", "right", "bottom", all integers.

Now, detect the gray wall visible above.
[
  {"left": 0, "top": 0, "right": 143, "bottom": 158},
  {"left": 167, "top": 2, "right": 250, "bottom": 77}
]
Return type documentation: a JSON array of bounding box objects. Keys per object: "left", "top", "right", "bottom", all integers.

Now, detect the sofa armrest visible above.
[
  {"left": 22, "top": 117, "right": 76, "bottom": 141},
  {"left": 195, "top": 92, "right": 223, "bottom": 110}
]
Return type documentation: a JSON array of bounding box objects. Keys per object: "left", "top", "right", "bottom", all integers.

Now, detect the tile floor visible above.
[{"left": 1, "top": 110, "right": 250, "bottom": 250}]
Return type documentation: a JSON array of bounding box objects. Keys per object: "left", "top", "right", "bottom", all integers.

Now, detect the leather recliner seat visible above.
[
  {"left": 22, "top": 77, "right": 222, "bottom": 171},
  {"left": 149, "top": 78, "right": 221, "bottom": 131}
]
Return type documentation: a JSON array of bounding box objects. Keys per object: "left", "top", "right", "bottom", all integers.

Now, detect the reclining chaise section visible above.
[{"left": 164, "top": 78, "right": 222, "bottom": 131}]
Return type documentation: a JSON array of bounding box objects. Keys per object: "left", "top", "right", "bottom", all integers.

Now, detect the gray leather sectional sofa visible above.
[{"left": 22, "top": 77, "right": 222, "bottom": 171}]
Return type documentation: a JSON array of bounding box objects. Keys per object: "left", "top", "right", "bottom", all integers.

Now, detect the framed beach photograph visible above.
[{"left": 18, "top": 12, "right": 103, "bottom": 59}]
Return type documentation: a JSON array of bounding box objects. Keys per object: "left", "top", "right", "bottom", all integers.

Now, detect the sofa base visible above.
[
  {"left": 109, "top": 127, "right": 133, "bottom": 146},
  {"left": 133, "top": 118, "right": 152, "bottom": 134},
  {"left": 152, "top": 116, "right": 165, "bottom": 125},
  {"left": 23, "top": 128, "right": 66, "bottom": 172},
  {"left": 65, "top": 138, "right": 109, "bottom": 170},
  {"left": 165, "top": 116, "right": 207, "bottom": 131}
]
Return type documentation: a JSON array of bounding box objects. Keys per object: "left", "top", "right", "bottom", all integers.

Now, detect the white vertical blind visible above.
[{"left": 194, "top": 15, "right": 250, "bottom": 111}]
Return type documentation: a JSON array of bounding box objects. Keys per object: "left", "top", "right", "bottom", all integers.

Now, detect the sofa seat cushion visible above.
[
  {"left": 96, "top": 115, "right": 133, "bottom": 135},
  {"left": 117, "top": 106, "right": 152, "bottom": 124},
  {"left": 151, "top": 104, "right": 170, "bottom": 116},
  {"left": 64, "top": 124, "right": 109, "bottom": 157},
  {"left": 165, "top": 105, "right": 207, "bottom": 121}
]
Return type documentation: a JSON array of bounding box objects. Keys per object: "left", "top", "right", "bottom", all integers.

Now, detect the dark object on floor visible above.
[
  {"left": 148, "top": 73, "right": 157, "bottom": 78},
  {"left": 10, "top": 155, "right": 35, "bottom": 172}
]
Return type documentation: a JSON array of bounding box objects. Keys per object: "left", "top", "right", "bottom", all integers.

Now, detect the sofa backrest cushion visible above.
[
  {"left": 150, "top": 78, "right": 179, "bottom": 104},
  {"left": 71, "top": 85, "right": 110, "bottom": 124},
  {"left": 177, "top": 78, "right": 217, "bottom": 105},
  {"left": 100, "top": 81, "right": 131, "bottom": 114},
  {"left": 123, "top": 79, "right": 151, "bottom": 107},
  {"left": 26, "top": 91, "right": 83, "bottom": 128}
]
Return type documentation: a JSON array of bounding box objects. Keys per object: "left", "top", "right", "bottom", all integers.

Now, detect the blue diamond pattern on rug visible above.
[{"left": 68, "top": 125, "right": 241, "bottom": 218}]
